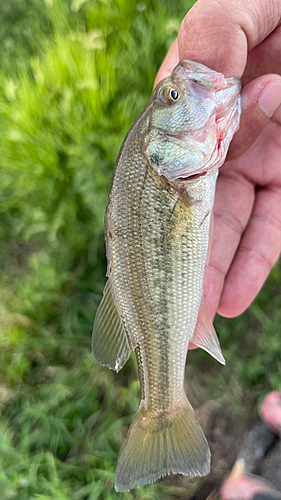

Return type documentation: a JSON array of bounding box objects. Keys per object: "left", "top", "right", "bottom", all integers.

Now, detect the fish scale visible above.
[{"left": 92, "top": 60, "right": 241, "bottom": 491}]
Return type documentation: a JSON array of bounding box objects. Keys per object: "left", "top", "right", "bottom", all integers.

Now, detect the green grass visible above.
[{"left": 0, "top": 0, "right": 280, "bottom": 499}]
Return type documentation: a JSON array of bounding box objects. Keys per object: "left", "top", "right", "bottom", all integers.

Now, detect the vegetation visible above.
[{"left": 0, "top": 0, "right": 280, "bottom": 498}]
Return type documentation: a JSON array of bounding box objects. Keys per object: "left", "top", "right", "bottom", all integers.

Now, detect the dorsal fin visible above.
[{"left": 92, "top": 281, "right": 131, "bottom": 372}]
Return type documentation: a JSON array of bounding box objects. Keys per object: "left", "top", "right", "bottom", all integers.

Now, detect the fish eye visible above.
[
  {"left": 163, "top": 87, "right": 180, "bottom": 103},
  {"left": 170, "top": 89, "right": 178, "bottom": 100}
]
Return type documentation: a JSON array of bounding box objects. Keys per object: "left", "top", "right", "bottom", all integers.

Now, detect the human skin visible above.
[{"left": 155, "top": 0, "right": 281, "bottom": 320}]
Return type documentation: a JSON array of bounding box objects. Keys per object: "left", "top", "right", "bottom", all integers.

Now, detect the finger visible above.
[
  {"left": 154, "top": 39, "right": 179, "bottom": 87},
  {"left": 260, "top": 392, "right": 281, "bottom": 436},
  {"left": 204, "top": 170, "right": 255, "bottom": 319},
  {"left": 218, "top": 185, "right": 281, "bottom": 317},
  {"left": 221, "top": 473, "right": 278, "bottom": 500},
  {"left": 243, "top": 25, "right": 281, "bottom": 85},
  {"left": 178, "top": 0, "right": 281, "bottom": 77},
  {"left": 227, "top": 75, "right": 281, "bottom": 160}
]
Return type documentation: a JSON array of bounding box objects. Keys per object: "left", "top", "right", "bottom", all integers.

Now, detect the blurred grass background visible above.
[{"left": 0, "top": 0, "right": 280, "bottom": 498}]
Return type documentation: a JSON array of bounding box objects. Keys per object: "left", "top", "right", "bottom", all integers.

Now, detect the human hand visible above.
[{"left": 155, "top": 0, "right": 281, "bottom": 319}]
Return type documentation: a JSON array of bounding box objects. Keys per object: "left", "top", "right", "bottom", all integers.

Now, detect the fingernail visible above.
[{"left": 258, "top": 80, "right": 281, "bottom": 117}]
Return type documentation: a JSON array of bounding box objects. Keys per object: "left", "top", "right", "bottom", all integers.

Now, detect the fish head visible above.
[{"left": 142, "top": 60, "right": 241, "bottom": 182}]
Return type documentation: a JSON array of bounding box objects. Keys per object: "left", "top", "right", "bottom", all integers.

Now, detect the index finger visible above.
[
  {"left": 178, "top": 0, "right": 281, "bottom": 77},
  {"left": 155, "top": 0, "right": 281, "bottom": 86}
]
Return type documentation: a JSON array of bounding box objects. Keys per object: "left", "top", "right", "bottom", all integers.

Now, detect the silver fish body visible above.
[{"left": 92, "top": 60, "right": 241, "bottom": 491}]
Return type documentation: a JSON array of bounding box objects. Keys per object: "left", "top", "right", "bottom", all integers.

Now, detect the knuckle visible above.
[
  {"left": 238, "top": 245, "right": 278, "bottom": 272},
  {"left": 251, "top": 212, "right": 281, "bottom": 234},
  {"left": 207, "top": 261, "right": 225, "bottom": 280},
  {"left": 214, "top": 210, "right": 245, "bottom": 235}
]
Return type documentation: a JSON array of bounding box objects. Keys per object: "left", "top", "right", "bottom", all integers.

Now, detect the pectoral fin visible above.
[
  {"left": 92, "top": 280, "right": 131, "bottom": 372},
  {"left": 191, "top": 295, "right": 225, "bottom": 365}
]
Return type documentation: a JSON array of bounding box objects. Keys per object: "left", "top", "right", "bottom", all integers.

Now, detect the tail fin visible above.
[{"left": 115, "top": 398, "right": 210, "bottom": 492}]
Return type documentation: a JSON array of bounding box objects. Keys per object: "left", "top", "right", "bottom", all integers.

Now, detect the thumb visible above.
[{"left": 227, "top": 74, "right": 281, "bottom": 160}]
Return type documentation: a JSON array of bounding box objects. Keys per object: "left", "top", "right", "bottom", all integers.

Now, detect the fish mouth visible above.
[{"left": 176, "top": 170, "right": 209, "bottom": 183}]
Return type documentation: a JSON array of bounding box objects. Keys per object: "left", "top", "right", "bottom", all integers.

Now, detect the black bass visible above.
[{"left": 92, "top": 60, "right": 241, "bottom": 491}]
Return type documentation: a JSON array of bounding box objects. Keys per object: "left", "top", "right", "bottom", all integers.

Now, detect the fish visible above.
[{"left": 92, "top": 60, "right": 241, "bottom": 492}]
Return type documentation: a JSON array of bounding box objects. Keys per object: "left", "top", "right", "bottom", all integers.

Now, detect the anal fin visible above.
[
  {"left": 92, "top": 280, "right": 131, "bottom": 372},
  {"left": 191, "top": 295, "right": 225, "bottom": 365}
]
